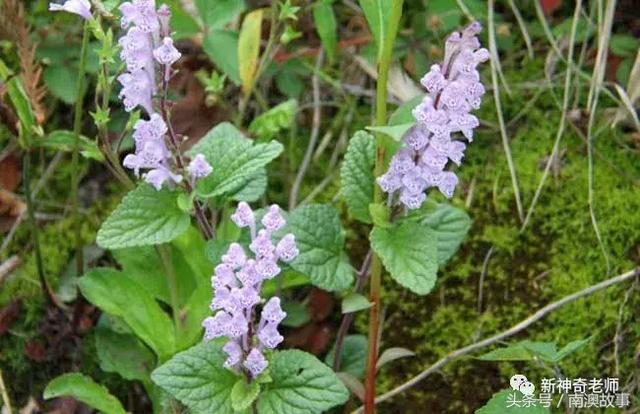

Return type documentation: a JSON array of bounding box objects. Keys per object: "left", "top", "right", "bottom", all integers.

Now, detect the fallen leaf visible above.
[{"left": 0, "top": 154, "right": 21, "bottom": 191}]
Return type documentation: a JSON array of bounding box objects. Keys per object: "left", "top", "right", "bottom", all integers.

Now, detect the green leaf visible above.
[
  {"left": 340, "top": 131, "right": 375, "bottom": 223},
  {"left": 196, "top": 0, "right": 246, "bottom": 30},
  {"left": 366, "top": 123, "right": 413, "bottom": 142},
  {"left": 238, "top": 8, "right": 264, "bottom": 95},
  {"left": 478, "top": 339, "right": 590, "bottom": 363},
  {"left": 44, "top": 373, "right": 126, "bottom": 414},
  {"left": 370, "top": 220, "right": 438, "bottom": 295},
  {"left": 283, "top": 204, "right": 353, "bottom": 291},
  {"left": 258, "top": 350, "right": 349, "bottom": 414},
  {"left": 187, "top": 122, "right": 283, "bottom": 199},
  {"left": 203, "top": 30, "right": 240, "bottom": 84},
  {"left": 151, "top": 341, "right": 240, "bottom": 414},
  {"left": 375, "top": 347, "right": 414, "bottom": 370},
  {"left": 325, "top": 335, "right": 368, "bottom": 378},
  {"left": 79, "top": 268, "right": 176, "bottom": 359},
  {"left": 281, "top": 301, "right": 311, "bottom": 328},
  {"left": 230, "top": 168, "right": 268, "bottom": 202},
  {"left": 33, "top": 130, "right": 104, "bottom": 161},
  {"left": 368, "top": 203, "right": 390, "bottom": 228},
  {"left": 341, "top": 293, "right": 372, "bottom": 313},
  {"left": 97, "top": 184, "right": 190, "bottom": 249},
  {"left": 0, "top": 59, "right": 37, "bottom": 134},
  {"left": 43, "top": 65, "right": 77, "bottom": 104},
  {"left": 248, "top": 99, "right": 298, "bottom": 140},
  {"left": 476, "top": 389, "right": 550, "bottom": 413},
  {"left": 556, "top": 338, "right": 590, "bottom": 361},
  {"left": 389, "top": 94, "right": 422, "bottom": 125},
  {"left": 95, "top": 327, "right": 155, "bottom": 382},
  {"left": 313, "top": 0, "right": 338, "bottom": 62},
  {"left": 610, "top": 34, "right": 640, "bottom": 57},
  {"left": 231, "top": 380, "right": 260, "bottom": 412},
  {"left": 162, "top": 0, "right": 201, "bottom": 39},
  {"left": 417, "top": 203, "right": 471, "bottom": 265}
]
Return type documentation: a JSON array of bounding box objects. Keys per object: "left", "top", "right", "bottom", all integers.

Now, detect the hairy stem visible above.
[{"left": 364, "top": 2, "right": 404, "bottom": 412}]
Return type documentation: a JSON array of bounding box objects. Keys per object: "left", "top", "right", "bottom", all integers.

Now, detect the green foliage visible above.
[
  {"left": 313, "top": 0, "right": 338, "bottom": 62},
  {"left": 371, "top": 219, "right": 438, "bottom": 295},
  {"left": 195, "top": 0, "right": 245, "bottom": 30},
  {"left": 341, "top": 131, "right": 375, "bottom": 223},
  {"left": 95, "top": 327, "right": 156, "bottom": 382},
  {"left": 97, "top": 184, "right": 190, "bottom": 249},
  {"left": 281, "top": 204, "right": 353, "bottom": 291},
  {"left": 341, "top": 292, "right": 372, "bottom": 313},
  {"left": 413, "top": 202, "right": 471, "bottom": 265},
  {"left": 203, "top": 30, "right": 240, "bottom": 84},
  {"left": 187, "top": 122, "right": 283, "bottom": 200},
  {"left": 152, "top": 341, "right": 240, "bottom": 414},
  {"left": 79, "top": 268, "right": 176, "bottom": 360},
  {"left": 249, "top": 99, "right": 298, "bottom": 140},
  {"left": 479, "top": 339, "right": 590, "bottom": 363},
  {"left": 257, "top": 350, "right": 349, "bottom": 414},
  {"left": 325, "top": 335, "right": 368, "bottom": 378},
  {"left": 44, "top": 373, "right": 126, "bottom": 414},
  {"left": 231, "top": 380, "right": 260, "bottom": 412},
  {"left": 34, "top": 130, "right": 103, "bottom": 161}
]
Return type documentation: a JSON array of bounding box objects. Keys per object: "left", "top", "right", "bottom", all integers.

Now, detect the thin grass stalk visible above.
[
  {"left": 487, "top": 0, "right": 524, "bottom": 222},
  {"left": 521, "top": 0, "right": 581, "bottom": 232}
]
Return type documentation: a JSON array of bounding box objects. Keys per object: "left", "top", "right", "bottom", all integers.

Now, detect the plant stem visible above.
[
  {"left": 0, "top": 369, "right": 11, "bottom": 414},
  {"left": 71, "top": 21, "right": 90, "bottom": 277},
  {"left": 23, "top": 150, "right": 60, "bottom": 309},
  {"left": 364, "top": 2, "right": 404, "bottom": 412}
]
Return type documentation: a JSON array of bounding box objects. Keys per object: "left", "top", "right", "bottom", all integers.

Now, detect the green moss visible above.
[{"left": 364, "top": 63, "right": 640, "bottom": 412}]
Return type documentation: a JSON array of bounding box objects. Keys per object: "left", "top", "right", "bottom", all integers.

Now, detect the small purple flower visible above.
[
  {"left": 118, "top": 69, "right": 154, "bottom": 114},
  {"left": 231, "top": 202, "right": 255, "bottom": 228},
  {"left": 244, "top": 348, "right": 268, "bottom": 378},
  {"left": 203, "top": 203, "right": 298, "bottom": 379},
  {"left": 187, "top": 154, "right": 213, "bottom": 179},
  {"left": 378, "top": 22, "right": 488, "bottom": 209},
  {"left": 153, "top": 37, "right": 181, "bottom": 66},
  {"left": 49, "top": 0, "right": 92, "bottom": 20},
  {"left": 261, "top": 205, "right": 286, "bottom": 232}
]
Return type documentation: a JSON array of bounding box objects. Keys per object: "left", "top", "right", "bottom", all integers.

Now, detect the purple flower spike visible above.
[
  {"left": 153, "top": 37, "right": 181, "bottom": 66},
  {"left": 203, "top": 202, "right": 299, "bottom": 379},
  {"left": 188, "top": 154, "right": 213, "bottom": 179},
  {"left": 49, "top": 0, "right": 92, "bottom": 20},
  {"left": 378, "top": 22, "right": 488, "bottom": 209}
]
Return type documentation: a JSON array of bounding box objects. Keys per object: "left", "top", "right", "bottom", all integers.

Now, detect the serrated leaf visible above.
[
  {"left": 282, "top": 204, "right": 353, "bottom": 291},
  {"left": 97, "top": 184, "right": 190, "bottom": 249},
  {"left": 238, "top": 8, "right": 264, "bottom": 95},
  {"left": 366, "top": 123, "right": 413, "bottom": 142},
  {"left": 231, "top": 379, "right": 260, "bottom": 412},
  {"left": 248, "top": 99, "right": 297, "bottom": 140},
  {"left": 95, "top": 328, "right": 155, "bottom": 382},
  {"left": 43, "top": 373, "right": 126, "bottom": 414},
  {"left": 375, "top": 347, "right": 414, "bottom": 370},
  {"left": 368, "top": 203, "right": 390, "bottom": 228},
  {"left": 79, "top": 268, "right": 176, "bottom": 360},
  {"left": 341, "top": 131, "right": 375, "bottom": 223},
  {"left": 325, "top": 335, "right": 368, "bottom": 378},
  {"left": 151, "top": 341, "right": 240, "bottom": 414},
  {"left": 187, "top": 122, "right": 283, "bottom": 199},
  {"left": 341, "top": 293, "right": 372, "bottom": 313},
  {"left": 476, "top": 389, "right": 550, "bottom": 413},
  {"left": 313, "top": 0, "right": 338, "bottom": 62},
  {"left": 418, "top": 203, "right": 471, "bottom": 265},
  {"left": 370, "top": 220, "right": 438, "bottom": 295},
  {"left": 258, "top": 350, "right": 349, "bottom": 414}
]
